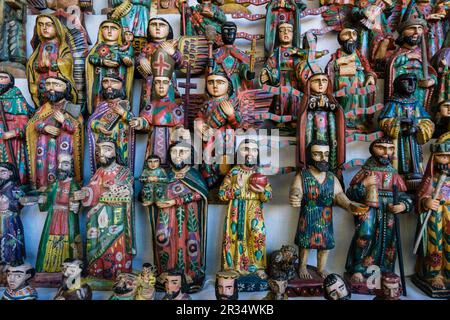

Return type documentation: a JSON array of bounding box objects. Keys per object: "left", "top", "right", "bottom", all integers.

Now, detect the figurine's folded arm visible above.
[
  {"left": 416, "top": 118, "right": 435, "bottom": 144},
  {"left": 379, "top": 117, "right": 400, "bottom": 138}
]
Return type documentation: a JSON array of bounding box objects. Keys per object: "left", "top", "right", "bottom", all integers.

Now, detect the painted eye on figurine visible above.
[
  {"left": 37, "top": 146, "right": 44, "bottom": 156},
  {"left": 156, "top": 230, "right": 170, "bottom": 247},
  {"left": 187, "top": 240, "right": 198, "bottom": 258},
  {"left": 330, "top": 104, "right": 336, "bottom": 111},
  {"left": 60, "top": 141, "right": 70, "bottom": 151}
]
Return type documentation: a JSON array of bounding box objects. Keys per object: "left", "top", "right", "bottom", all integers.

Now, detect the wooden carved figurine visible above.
[
  {"left": 0, "top": 163, "right": 25, "bottom": 266},
  {"left": 263, "top": 274, "right": 289, "bottom": 300},
  {"left": 1, "top": 263, "right": 37, "bottom": 300},
  {"left": 219, "top": 139, "right": 273, "bottom": 285},
  {"left": 0, "top": 0, "right": 27, "bottom": 78},
  {"left": 135, "top": 263, "right": 156, "bottom": 300},
  {"left": 0, "top": 71, "right": 34, "bottom": 185},
  {"left": 27, "top": 14, "right": 77, "bottom": 107},
  {"left": 289, "top": 141, "right": 367, "bottom": 282},
  {"left": 25, "top": 76, "right": 83, "bottom": 191},
  {"left": 139, "top": 155, "right": 168, "bottom": 206},
  {"left": 86, "top": 20, "right": 134, "bottom": 115},
  {"left": 86, "top": 70, "right": 135, "bottom": 175},
  {"left": 109, "top": 272, "right": 138, "bottom": 300},
  {"left": 35, "top": 154, "right": 82, "bottom": 273},
  {"left": 54, "top": 259, "right": 92, "bottom": 300},
  {"left": 149, "top": 142, "right": 208, "bottom": 292},
  {"left": 73, "top": 137, "right": 134, "bottom": 280},
  {"left": 431, "top": 39, "right": 450, "bottom": 136},
  {"left": 323, "top": 273, "right": 351, "bottom": 300},
  {"left": 379, "top": 73, "right": 435, "bottom": 190},
  {"left": 162, "top": 269, "right": 192, "bottom": 300},
  {"left": 373, "top": 272, "right": 402, "bottom": 300},
  {"left": 345, "top": 138, "right": 413, "bottom": 288},
  {"left": 412, "top": 133, "right": 450, "bottom": 298},
  {"left": 268, "top": 245, "right": 299, "bottom": 281},
  {"left": 215, "top": 270, "right": 239, "bottom": 300},
  {"left": 326, "top": 27, "right": 377, "bottom": 132}
]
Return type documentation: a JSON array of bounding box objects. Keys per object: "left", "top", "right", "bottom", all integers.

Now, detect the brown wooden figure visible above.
[
  {"left": 263, "top": 274, "right": 289, "bottom": 300},
  {"left": 268, "top": 245, "right": 298, "bottom": 281},
  {"left": 373, "top": 272, "right": 402, "bottom": 300},
  {"left": 109, "top": 272, "right": 138, "bottom": 300},
  {"left": 53, "top": 259, "right": 92, "bottom": 300},
  {"left": 215, "top": 270, "right": 239, "bottom": 300},
  {"left": 135, "top": 263, "right": 156, "bottom": 300},
  {"left": 323, "top": 273, "right": 351, "bottom": 300},
  {"left": 1, "top": 263, "right": 38, "bottom": 300},
  {"left": 162, "top": 269, "right": 192, "bottom": 300}
]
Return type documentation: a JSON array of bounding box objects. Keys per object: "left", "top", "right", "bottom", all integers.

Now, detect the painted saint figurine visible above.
[
  {"left": 379, "top": 73, "right": 435, "bottom": 190},
  {"left": 296, "top": 73, "right": 346, "bottom": 180},
  {"left": 149, "top": 142, "right": 208, "bottom": 292},
  {"left": 195, "top": 71, "right": 241, "bottom": 187},
  {"left": 54, "top": 259, "right": 92, "bottom": 300},
  {"left": 215, "top": 271, "right": 239, "bottom": 300},
  {"left": 86, "top": 19, "right": 134, "bottom": 115},
  {"left": 109, "top": 272, "right": 138, "bottom": 300},
  {"left": 27, "top": 14, "right": 77, "bottom": 106},
  {"left": 86, "top": 70, "right": 135, "bottom": 175},
  {"left": 162, "top": 269, "right": 191, "bottom": 300},
  {"left": 0, "top": 71, "right": 34, "bottom": 184},
  {"left": 323, "top": 273, "right": 351, "bottom": 300},
  {"left": 139, "top": 155, "right": 168, "bottom": 206},
  {"left": 25, "top": 76, "right": 83, "bottom": 191},
  {"left": 289, "top": 141, "right": 366, "bottom": 279},
  {"left": 345, "top": 138, "right": 413, "bottom": 283},
  {"left": 0, "top": 163, "right": 25, "bottom": 266},
  {"left": 326, "top": 27, "right": 377, "bottom": 132},
  {"left": 73, "top": 137, "right": 134, "bottom": 280},
  {"left": 135, "top": 263, "right": 156, "bottom": 300},
  {"left": 373, "top": 272, "right": 402, "bottom": 300},
  {"left": 263, "top": 274, "right": 289, "bottom": 300},
  {"left": 36, "top": 154, "right": 82, "bottom": 273},
  {"left": 1, "top": 263, "right": 37, "bottom": 300},
  {"left": 219, "top": 139, "right": 272, "bottom": 278},
  {"left": 414, "top": 133, "right": 450, "bottom": 296},
  {"left": 268, "top": 245, "right": 299, "bottom": 280}
]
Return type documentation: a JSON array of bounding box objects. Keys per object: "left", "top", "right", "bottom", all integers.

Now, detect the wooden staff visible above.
[
  {"left": 249, "top": 38, "right": 257, "bottom": 73},
  {"left": 393, "top": 185, "right": 407, "bottom": 296},
  {"left": 421, "top": 33, "right": 430, "bottom": 82},
  {"left": 0, "top": 102, "right": 16, "bottom": 167}
]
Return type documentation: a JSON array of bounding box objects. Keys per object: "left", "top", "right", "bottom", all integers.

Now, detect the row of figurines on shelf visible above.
[{"left": 0, "top": 135, "right": 449, "bottom": 301}]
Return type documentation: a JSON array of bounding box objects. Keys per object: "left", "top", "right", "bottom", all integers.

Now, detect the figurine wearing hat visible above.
[
  {"left": 1, "top": 263, "right": 38, "bottom": 300},
  {"left": 87, "top": 69, "right": 135, "bottom": 175},
  {"left": 130, "top": 48, "right": 185, "bottom": 166}
]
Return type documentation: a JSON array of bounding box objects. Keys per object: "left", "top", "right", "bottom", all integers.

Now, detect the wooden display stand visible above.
[{"left": 286, "top": 265, "right": 324, "bottom": 297}]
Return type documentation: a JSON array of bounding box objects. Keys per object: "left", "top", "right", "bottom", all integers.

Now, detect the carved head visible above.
[
  {"left": 237, "top": 139, "right": 259, "bottom": 167},
  {"left": 306, "top": 140, "right": 330, "bottom": 172},
  {"left": 222, "top": 22, "right": 237, "bottom": 45},
  {"left": 393, "top": 73, "right": 417, "bottom": 97},
  {"left": 146, "top": 155, "right": 161, "bottom": 170},
  {"left": 215, "top": 271, "right": 238, "bottom": 300},
  {"left": 379, "top": 272, "right": 402, "bottom": 300},
  {"left": 338, "top": 28, "right": 358, "bottom": 54},
  {"left": 440, "top": 101, "right": 450, "bottom": 118},
  {"left": 309, "top": 74, "right": 329, "bottom": 95},
  {"left": 101, "top": 76, "right": 125, "bottom": 101},
  {"left": 396, "top": 19, "right": 426, "bottom": 47},
  {"left": 97, "top": 140, "right": 117, "bottom": 167},
  {"left": 36, "top": 15, "right": 57, "bottom": 40},
  {"left": 206, "top": 74, "right": 230, "bottom": 98},
  {"left": 164, "top": 269, "right": 188, "bottom": 298},
  {"left": 323, "top": 273, "right": 351, "bottom": 300},
  {"left": 369, "top": 138, "right": 395, "bottom": 166},
  {"left": 0, "top": 163, "right": 15, "bottom": 187},
  {"left": 168, "top": 142, "right": 193, "bottom": 170},
  {"left": 6, "top": 264, "right": 35, "bottom": 291},
  {"left": 148, "top": 18, "right": 171, "bottom": 41},
  {"left": 268, "top": 273, "right": 288, "bottom": 296},
  {"left": 44, "top": 76, "right": 73, "bottom": 103},
  {"left": 278, "top": 23, "right": 294, "bottom": 47},
  {"left": 57, "top": 153, "right": 74, "bottom": 180},
  {"left": 112, "top": 273, "right": 137, "bottom": 297},
  {"left": 100, "top": 21, "right": 121, "bottom": 43},
  {"left": 61, "top": 259, "right": 83, "bottom": 279},
  {"left": 153, "top": 76, "right": 171, "bottom": 98}
]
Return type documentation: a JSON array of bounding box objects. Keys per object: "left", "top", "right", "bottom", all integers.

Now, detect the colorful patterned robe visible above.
[
  {"left": 345, "top": 157, "right": 413, "bottom": 276},
  {"left": 185, "top": 2, "right": 227, "bottom": 44},
  {"left": 327, "top": 49, "right": 377, "bottom": 129},
  {"left": 25, "top": 101, "right": 84, "bottom": 190},
  {"left": 219, "top": 166, "right": 272, "bottom": 275},
  {"left": 197, "top": 96, "right": 241, "bottom": 187},
  {"left": 82, "top": 164, "right": 134, "bottom": 280},
  {"left": 112, "top": 0, "right": 151, "bottom": 39},
  {"left": 139, "top": 97, "right": 184, "bottom": 165},
  {"left": 0, "top": 0, "right": 27, "bottom": 68},
  {"left": 139, "top": 167, "right": 168, "bottom": 205},
  {"left": 0, "top": 181, "right": 25, "bottom": 265},
  {"left": 36, "top": 178, "right": 82, "bottom": 273},
  {"left": 379, "top": 96, "right": 434, "bottom": 186},
  {"left": 149, "top": 167, "right": 208, "bottom": 292},
  {"left": 0, "top": 86, "right": 34, "bottom": 184},
  {"left": 1, "top": 285, "right": 38, "bottom": 300},
  {"left": 87, "top": 100, "right": 135, "bottom": 175}
]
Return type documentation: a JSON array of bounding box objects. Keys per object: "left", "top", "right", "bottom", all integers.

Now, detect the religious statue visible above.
[
  {"left": 1, "top": 263, "right": 38, "bottom": 300},
  {"left": 53, "top": 259, "right": 92, "bottom": 300},
  {"left": 27, "top": 14, "right": 77, "bottom": 107},
  {"left": 25, "top": 76, "right": 83, "bottom": 191},
  {"left": 135, "top": 263, "right": 156, "bottom": 300},
  {"left": 0, "top": 71, "right": 34, "bottom": 185},
  {"left": 431, "top": 39, "right": 450, "bottom": 136},
  {"left": 195, "top": 71, "right": 241, "bottom": 187},
  {"left": 0, "top": 0, "right": 27, "bottom": 78},
  {"left": 326, "top": 27, "right": 377, "bottom": 132},
  {"left": 323, "top": 273, "right": 351, "bottom": 300},
  {"left": 109, "top": 272, "right": 138, "bottom": 300},
  {"left": 296, "top": 73, "right": 346, "bottom": 180},
  {"left": 86, "top": 70, "right": 135, "bottom": 175},
  {"left": 215, "top": 270, "right": 239, "bottom": 300},
  {"left": 213, "top": 22, "right": 254, "bottom": 96},
  {"left": 73, "top": 137, "right": 134, "bottom": 280},
  {"left": 379, "top": 73, "right": 435, "bottom": 190},
  {"left": 131, "top": 48, "right": 185, "bottom": 166},
  {"left": 385, "top": 17, "right": 437, "bottom": 112},
  {"left": 137, "top": 17, "right": 183, "bottom": 107},
  {"left": 413, "top": 133, "right": 450, "bottom": 297},
  {"left": 86, "top": 19, "right": 134, "bottom": 115},
  {"left": 149, "top": 141, "right": 208, "bottom": 292},
  {"left": 263, "top": 274, "right": 289, "bottom": 300},
  {"left": 35, "top": 153, "right": 82, "bottom": 273},
  {"left": 268, "top": 245, "right": 299, "bottom": 281},
  {"left": 345, "top": 138, "right": 413, "bottom": 285},
  {"left": 161, "top": 269, "right": 191, "bottom": 300},
  {"left": 219, "top": 139, "right": 272, "bottom": 280},
  {"left": 373, "top": 272, "right": 402, "bottom": 300},
  {"left": 139, "top": 155, "right": 168, "bottom": 206},
  {"left": 289, "top": 140, "right": 367, "bottom": 280},
  {"left": 0, "top": 163, "right": 25, "bottom": 266}
]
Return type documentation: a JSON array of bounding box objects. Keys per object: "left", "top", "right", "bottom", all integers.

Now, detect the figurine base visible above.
[
  {"left": 286, "top": 266, "right": 324, "bottom": 297},
  {"left": 411, "top": 274, "right": 450, "bottom": 299},
  {"left": 84, "top": 277, "right": 114, "bottom": 291},
  {"left": 237, "top": 274, "right": 269, "bottom": 292},
  {"left": 343, "top": 272, "right": 376, "bottom": 295}
]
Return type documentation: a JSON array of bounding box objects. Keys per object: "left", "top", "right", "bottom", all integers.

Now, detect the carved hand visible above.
[
  {"left": 53, "top": 110, "right": 66, "bottom": 124},
  {"left": 156, "top": 199, "right": 176, "bottom": 208},
  {"left": 37, "top": 195, "right": 47, "bottom": 204},
  {"left": 1, "top": 130, "right": 16, "bottom": 140},
  {"left": 249, "top": 184, "right": 265, "bottom": 194},
  {"left": 424, "top": 197, "right": 440, "bottom": 211},
  {"left": 289, "top": 187, "right": 301, "bottom": 207},
  {"left": 97, "top": 124, "right": 113, "bottom": 136},
  {"left": 365, "top": 75, "right": 376, "bottom": 86},
  {"left": 236, "top": 173, "right": 244, "bottom": 188},
  {"left": 123, "top": 56, "right": 134, "bottom": 67},
  {"left": 161, "top": 40, "right": 177, "bottom": 56},
  {"left": 201, "top": 7, "right": 214, "bottom": 18},
  {"left": 69, "top": 202, "right": 80, "bottom": 212},
  {"left": 129, "top": 117, "right": 144, "bottom": 130},
  {"left": 260, "top": 69, "right": 270, "bottom": 84},
  {"left": 44, "top": 125, "right": 61, "bottom": 137},
  {"left": 72, "top": 189, "right": 87, "bottom": 201},
  {"left": 111, "top": 102, "right": 126, "bottom": 116},
  {"left": 418, "top": 78, "right": 435, "bottom": 88},
  {"left": 363, "top": 173, "right": 377, "bottom": 187},
  {"left": 103, "top": 59, "right": 120, "bottom": 68},
  {"left": 429, "top": 13, "right": 446, "bottom": 20},
  {"left": 220, "top": 100, "right": 235, "bottom": 117},
  {"left": 140, "top": 58, "right": 152, "bottom": 76},
  {"left": 387, "top": 203, "right": 406, "bottom": 214},
  {"left": 406, "top": 53, "right": 421, "bottom": 60}
]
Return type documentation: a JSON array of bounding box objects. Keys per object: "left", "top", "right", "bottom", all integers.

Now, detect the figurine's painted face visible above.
[
  {"left": 222, "top": 24, "right": 237, "bottom": 45},
  {"left": 101, "top": 22, "right": 121, "bottom": 42},
  {"left": 98, "top": 142, "right": 116, "bottom": 166},
  {"left": 57, "top": 156, "right": 72, "bottom": 180},
  {"left": 124, "top": 31, "right": 134, "bottom": 43},
  {"left": 62, "top": 262, "right": 82, "bottom": 278},
  {"left": 45, "top": 78, "right": 67, "bottom": 94},
  {"left": 382, "top": 281, "right": 401, "bottom": 300},
  {"left": 434, "top": 153, "right": 450, "bottom": 165},
  {"left": 160, "top": 0, "right": 170, "bottom": 9},
  {"left": 153, "top": 76, "right": 170, "bottom": 98},
  {"left": 147, "top": 158, "right": 161, "bottom": 170},
  {"left": 339, "top": 28, "right": 358, "bottom": 54},
  {"left": 0, "top": 194, "right": 9, "bottom": 211},
  {"left": 6, "top": 266, "right": 32, "bottom": 291},
  {"left": 206, "top": 75, "right": 229, "bottom": 98},
  {"left": 113, "top": 274, "right": 137, "bottom": 296},
  {"left": 325, "top": 278, "right": 349, "bottom": 300},
  {"left": 309, "top": 75, "right": 329, "bottom": 94},
  {"left": 170, "top": 146, "right": 191, "bottom": 169},
  {"left": 165, "top": 275, "right": 182, "bottom": 294},
  {"left": 402, "top": 25, "right": 424, "bottom": 46},
  {"left": 217, "top": 278, "right": 235, "bottom": 297},
  {"left": 371, "top": 142, "right": 395, "bottom": 165},
  {"left": 310, "top": 144, "right": 330, "bottom": 172},
  {"left": 397, "top": 76, "right": 416, "bottom": 95},
  {"left": 0, "top": 73, "right": 11, "bottom": 85},
  {"left": 440, "top": 102, "right": 450, "bottom": 117},
  {"left": 0, "top": 166, "right": 13, "bottom": 182},
  {"left": 238, "top": 141, "right": 259, "bottom": 167},
  {"left": 37, "top": 16, "right": 57, "bottom": 40},
  {"left": 149, "top": 19, "right": 170, "bottom": 41},
  {"left": 278, "top": 23, "right": 294, "bottom": 46},
  {"left": 102, "top": 77, "right": 123, "bottom": 100},
  {"left": 269, "top": 279, "right": 288, "bottom": 294}
]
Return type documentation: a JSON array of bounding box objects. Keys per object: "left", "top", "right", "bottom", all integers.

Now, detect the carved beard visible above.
[
  {"left": 0, "top": 177, "right": 12, "bottom": 189},
  {"left": 45, "top": 90, "right": 66, "bottom": 103},
  {"left": 113, "top": 284, "right": 134, "bottom": 295},
  {"left": 166, "top": 289, "right": 181, "bottom": 300},
  {"left": 342, "top": 40, "right": 357, "bottom": 54},
  {"left": 0, "top": 82, "right": 13, "bottom": 95},
  {"left": 57, "top": 169, "right": 70, "bottom": 181},
  {"left": 216, "top": 293, "right": 237, "bottom": 300},
  {"left": 244, "top": 155, "right": 257, "bottom": 167},
  {"left": 312, "top": 160, "right": 329, "bottom": 172},
  {"left": 99, "top": 155, "right": 116, "bottom": 168},
  {"left": 172, "top": 161, "right": 187, "bottom": 170},
  {"left": 375, "top": 155, "right": 392, "bottom": 166},
  {"left": 403, "top": 35, "right": 422, "bottom": 46},
  {"left": 435, "top": 163, "right": 449, "bottom": 172},
  {"left": 102, "top": 88, "right": 123, "bottom": 100}
]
